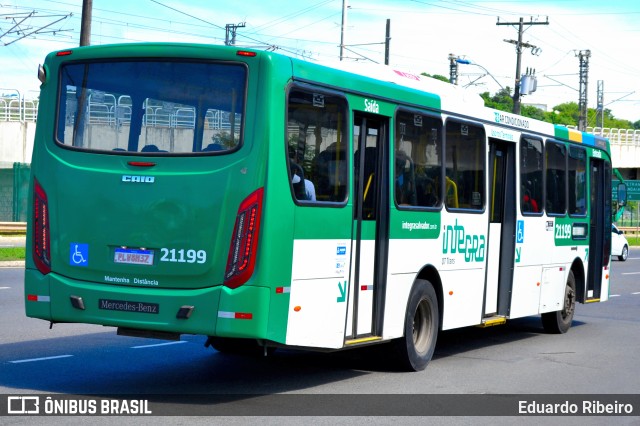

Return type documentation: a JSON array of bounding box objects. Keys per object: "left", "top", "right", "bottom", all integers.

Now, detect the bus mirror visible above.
[{"left": 617, "top": 183, "right": 627, "bottom": 207}]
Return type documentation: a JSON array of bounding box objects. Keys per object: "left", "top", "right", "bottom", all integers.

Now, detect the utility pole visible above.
[
  {"left": 225, "top": 22, "right": 245, "bottom": 46},
  {"left": 384, "top": 19, "right": 390, "bottom": 65},
  {"left": 448, "top": 54, "right": 459, "bottom": 85},
  {"left": 497, "top": 16, "right": 548, "bottom": 115},
  {"left": 596, "top": 79, "right": 604, "bottom": 129},
  {"left": 577, "top": 50, "right": 591, "bottom": 131},
  {"left": 79, "top": 0, "right": 92, "bottom": 46},
  {"left": 340, "top": 0, "right": 348, "bottom": 60}
]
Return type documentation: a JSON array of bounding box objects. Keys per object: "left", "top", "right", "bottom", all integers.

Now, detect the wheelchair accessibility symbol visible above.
[
  {"left": 516, "top": 220, "right": 524, "bottom": 244},
  {"left": 70, "top": 243, "right": 89, "bottom": 267}
]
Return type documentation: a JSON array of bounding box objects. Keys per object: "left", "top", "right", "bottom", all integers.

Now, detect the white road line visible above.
[
  {"left": 9, "top": 355, "right": 74, "bottom": 364},
  {"left": 632, "top": 292, "right": 640, "bottom": 295},
  {"left": 0, "top": 287, "right": 10, "bottom": 290},
  {"left": 609, "top": 294, "right": 621, "bottom": 297},
  {"left": 131, "top": 341, "right": 187, "bottom": 349},
  {"left": 621, "top": 272, "right": 640, "bottom": 275}
]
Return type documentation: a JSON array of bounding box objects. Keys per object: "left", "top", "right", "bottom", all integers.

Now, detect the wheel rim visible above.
[
  {"left": 561, "top": 284, "right": 575, "bottom": 322},
  {"left": 622, "top": 246, "right": 628, "bottom": 260},
  {"left": 412, "top": 298, "right": 433, "bottom": 355}
]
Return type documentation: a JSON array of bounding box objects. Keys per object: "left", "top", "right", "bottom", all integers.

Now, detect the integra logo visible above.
[{"left": 122, "top": 175, "right": 155, "bottom": 183}]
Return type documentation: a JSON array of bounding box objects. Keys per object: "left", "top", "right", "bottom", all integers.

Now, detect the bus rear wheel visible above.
[
  {"left": 394, "top": 279, "right": 439, "bottom": 371},
  {"left": 541, "top": 270, "right": 576, "bottom": 334}
]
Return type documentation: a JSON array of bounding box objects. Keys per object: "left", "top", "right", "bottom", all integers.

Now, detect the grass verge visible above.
[{"left": 0, "top": 247, "right": 25, "bottom": 261}]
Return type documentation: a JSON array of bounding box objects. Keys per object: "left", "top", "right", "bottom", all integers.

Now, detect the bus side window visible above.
[
  {"left": 394, "top": 110, "right": 443, "bottom": 209},
  {"left": 520, "top": 137, "right": 543, "bottom": 215},
  {"left": 286, "top": 90, "right": 348, "bottom": 204},
  {"left": 546, "top": 141, "right": 567, "bottom": 215},
  {"left": 444, "top": 120, "right": 485, "bottom": 211}
]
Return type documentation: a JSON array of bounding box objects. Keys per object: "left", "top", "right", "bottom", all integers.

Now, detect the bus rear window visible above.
[{"left": 56, "top": 60, "right": 246, "bottom": 154}]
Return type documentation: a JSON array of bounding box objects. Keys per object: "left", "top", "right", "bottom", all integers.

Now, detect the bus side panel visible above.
[
  {"left": 439, "top": 270, "right": 485, "bottom": 330},
  {"left": 286, "top": 239, "right": 351, "bottom": 349},
  {"left": 24, "top": 269, "right": 52, "bottom": 320},
  {"left": 381, "top": 270, "right": 413, "bottom": 340},
  {"left": 384, "top": 238, "right": 441, "bottom": 340},
  {"left": 509, "top": 215, "right": 547, "bottom": 318},
  {"left": 539, "top": 267, "right": 567, "bottom": 314},
  {"left": 510, "top": 266, "right": 543, "bottom": 318},
  {"left": 216, "top": 286, "right": 270, "bottom": 339}
]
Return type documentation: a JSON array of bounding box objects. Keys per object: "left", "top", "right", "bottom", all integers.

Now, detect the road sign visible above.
[{"left": 613, "top": 180, "right": 640, "bottom": 202}]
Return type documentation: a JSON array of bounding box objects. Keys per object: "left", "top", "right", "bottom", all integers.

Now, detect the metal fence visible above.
[
  {"left": 0, "top": 163, "right": 30, "bottom": 222},
  {"left": 0, "top": 95, "right": 38, "bottom": 122}
]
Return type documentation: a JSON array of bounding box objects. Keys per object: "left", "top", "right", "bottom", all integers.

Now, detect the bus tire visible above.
[
  {"left": 394, "top": 279, "right": 439, "bottom": 371},
  {"left": 541, "top": 270, "right": 576, "bottom": 334}
]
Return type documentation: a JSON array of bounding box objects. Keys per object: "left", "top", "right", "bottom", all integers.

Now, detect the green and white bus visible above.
[{"left": 25, "top": 43, "right": 617, "bottom": 371}]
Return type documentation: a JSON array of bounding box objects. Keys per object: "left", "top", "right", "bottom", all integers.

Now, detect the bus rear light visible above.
[
  {"left": 33, "top": 179, "right": 51, "bottom": 275},
  {"left": 56, "top": 50, "right": 73, "bottom": 56},
  {"left": 224, "top": 188, "right": 264, "bottom": 289},
  {"left": 236, "top": 50, "right": 257, "bottom": 57},
  {"left": 128, "top": 161, "right": 156, "bottom": 167}
]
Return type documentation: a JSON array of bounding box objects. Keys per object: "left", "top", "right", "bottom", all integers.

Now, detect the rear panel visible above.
[{"left": 25, "top": 44, "right": 292, "bottom": 341}]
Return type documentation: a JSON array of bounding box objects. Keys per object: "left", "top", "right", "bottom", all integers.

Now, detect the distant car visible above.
[{"left": 611, "top": 225, "right": 629, "bottom": 261}]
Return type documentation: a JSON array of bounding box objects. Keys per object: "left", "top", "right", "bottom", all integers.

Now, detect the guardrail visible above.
[
  {"left": 0, "top": 222, "right": 26, "bottom": 234},
  {"left": 619, "top": 226, "right": 640, "bottom": 236}
]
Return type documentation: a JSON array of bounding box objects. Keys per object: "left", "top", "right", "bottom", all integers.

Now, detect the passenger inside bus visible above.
[
  {"left": 522, "top": 189, "right": 540, "bottom": 213},
  {"left": 289, "top": 146, "right": 316, "bottom": 202}
]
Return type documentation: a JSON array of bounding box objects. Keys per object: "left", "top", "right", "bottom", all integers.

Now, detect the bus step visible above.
[
  {"left": 477, "top": 316, "right": 507, "bottom": 328},
  {"left": 345, "top": 336, "right": 383, "bottom": 346},
  {"left": 585, "top": 298, "right": 601, "bottom": 304}
]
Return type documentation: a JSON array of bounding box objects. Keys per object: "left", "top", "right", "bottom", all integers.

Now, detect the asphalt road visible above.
[{"left": 1, "top": 250, "right": 639, "bottom": 424}]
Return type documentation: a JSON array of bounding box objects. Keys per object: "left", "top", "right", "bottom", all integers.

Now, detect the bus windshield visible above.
[{"left": 56, "top": 60, "right": 246, "bottom": 154}]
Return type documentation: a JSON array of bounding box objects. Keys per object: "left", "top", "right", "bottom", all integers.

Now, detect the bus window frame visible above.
[
  {"left": 443, "top": 116, "right": 486, "bottom": 215},
  {"left": 567, "top": 145, "right": 588, "bottom": 218},
  {"left": 54, "top": 58, "right": 249, "bottom": 157},
  {"left": 519, "top": 134, "right": 545, "bottom": 217},
  {"left": 393, "top": 106, "right": 444, "bottom": 212},
  {"left": 284, "top": 83, "right": 350, "bottom": 208},
  {"left": 544, "top": 139, "right": 568, "bottom": 218}
]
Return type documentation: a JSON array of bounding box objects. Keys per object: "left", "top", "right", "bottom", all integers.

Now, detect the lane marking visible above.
[
  {"left": 131, "top": 341, "right": 187, "bottom": 349},
  {"left": 0, "top": 287, "right": 10, "bottom": 290},
  {"left": 609, "top": 294, "right": 621, "bottom": 297},
  {"left": 9, "top": 355, "right": 73, "bottom": 364},
  {"left": 621, "top": 272, "right": 640, "bottom": 275},
  {"left": 632, "top": 292, "right": 640, "bottom": 295}
]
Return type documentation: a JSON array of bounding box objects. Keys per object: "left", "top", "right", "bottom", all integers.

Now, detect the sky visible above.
[{"left": 2, "top": 0, "right": 640, "bottom": 124}]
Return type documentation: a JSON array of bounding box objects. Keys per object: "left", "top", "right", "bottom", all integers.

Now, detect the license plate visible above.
[{"left": 114, "top": 248, "right": 154, "bottom": 266}]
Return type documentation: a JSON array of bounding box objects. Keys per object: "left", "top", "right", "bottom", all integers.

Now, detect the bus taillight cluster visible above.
[{"left": 33, "top": 178, "right": 51, "bottom": 275}]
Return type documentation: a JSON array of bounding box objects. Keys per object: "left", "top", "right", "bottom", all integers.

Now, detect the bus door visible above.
[
  {"left": 484, "top": 139, "right": 516, "bottom": 316},
  {"left": 346, "top": 112, "right": 389, "bottom": 339},
  {"left": 585, "top": 158, "right": 611, "bottom": 301}
]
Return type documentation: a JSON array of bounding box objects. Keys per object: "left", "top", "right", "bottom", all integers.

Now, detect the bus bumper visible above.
[{"left": 24, "top": 268, "right": 271, "bottom": 338}]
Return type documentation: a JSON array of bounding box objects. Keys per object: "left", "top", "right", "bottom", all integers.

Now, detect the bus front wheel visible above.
[
  {"left": 394, "top": 279, "right": 439, "bottom": 371},
  {"left": 541, "top": 270, "right": 576, "bottom": 334}
]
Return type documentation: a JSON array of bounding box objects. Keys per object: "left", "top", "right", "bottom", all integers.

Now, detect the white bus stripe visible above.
[
  {"left": 131, "top": 341, "right": 187, "bottom": 349},
  {"left": 10, "top": 355, "right": 73, "bottom": 364}
]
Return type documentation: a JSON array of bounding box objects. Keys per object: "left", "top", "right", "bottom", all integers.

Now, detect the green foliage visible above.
[
  {"left": 0, "top": 247, "right": 25, "bottom": 261},
  {"left": 420, "top": 72, "right": 450, "bottom": 83},
  {"left": 480, "top": 88, "right": 513, "bottom": 112}
]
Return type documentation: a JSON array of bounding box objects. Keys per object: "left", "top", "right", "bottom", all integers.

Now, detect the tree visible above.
[{"left": 420, "top": 72, "right": 450, "bottom": 83}]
